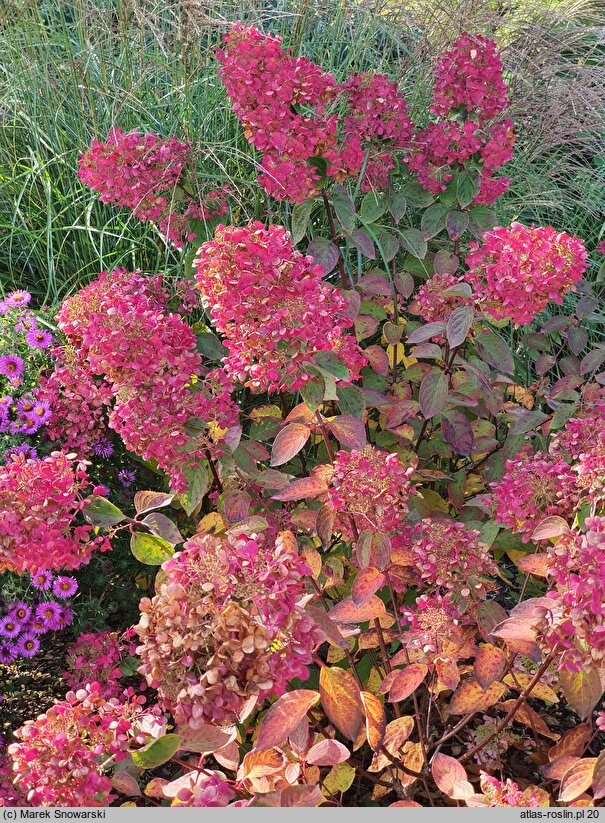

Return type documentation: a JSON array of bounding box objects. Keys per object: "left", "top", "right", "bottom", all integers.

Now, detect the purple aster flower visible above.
[
  {"left": 30, "top": 569, "right": 53, "bottom": 590},
  {"left": 16, "top": 414, "right": 40, "bottom": 435},
  {"left": 0, "top": 395, "right": 12, "bottom": 410},
  {"left": 10, "top": 602, "right": 32, "bottom": 623},
  {"left": 35, "top": 601, "right": 62, "bottom": 630},
  {"left": 4, "top": 443, "right": 37, "bottom": 462},
  {"left": 30, "top": 617, "right": 49, "bottom": 635},
  {"left": 5, "top": 291, "right": 31, "bottom": 308},
  {"left": 0, "top": 301, "right": 8, "bottom": 316},
  {"left": 0, "top": 642, "right": 16, "bottom": 665},
  {"left": 92, "top": 436, "right": 114, "bottom": 459},
  {"left": 16, "top": 395, "right": 35, "bottom": 414},
  {"left": 31, "top": 400, "right": 51, "bottom": 425},
  {"left": 52, "top": 576, "right": 78, "bottom": 599},
  {"left": 16, "top": 633, "right": 40, "bottom": 658},
  {"left": 0, "top": 355, "right": 24, "bottom": 380},
  {"left": 118, "top": 469, "right": 136, "bottom": 488},
  {"left": 25, "top": 329, "right": 53, "bottom": 349},
  {"left": 0, "top": 616, "right": 22, "bottom": 639},
  {"left": 55, "top": 605, "right": 73, "bottom": 630},
  {"left": 0, "top": 409, "right": 8, "bottom": 434},
  {"left": 14, "top": 312, "right": 37, "bottom": 333}
]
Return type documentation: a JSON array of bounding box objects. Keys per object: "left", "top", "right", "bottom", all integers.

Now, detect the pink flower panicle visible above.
[
  {"left": 194, "top": 222, "right": 365, "bottom": 392},
  {"left": 7, "top": 684, "right": 145, "bottom": 807},
  {"left": 408, "top": 34, "right": 514, "bottom": 204},
  {"left": 50, "top": 268, "right": 239, "bottom": 490},
  {"left": 0, "top": 452, "right": 108, "bottom": 575},
  {"left": 465, "top": 223, "right": 588, "bottom": 325},
  {"left": 476, "top": 773, "right": 540, "bottom": 808},
  {"left": 542, "top": 517, "right": 605, "bottom": 671},
  {"left": 490, "top": 449, "right": 579, "bottom": 542},
  {"left": 326, "top": 445, "right": 415, "bottom": 539},
  {"left": 431, "top": 34, "right": 509, "bottom": 122},
  {"left": 136, "top": 529, "right": 321, "bottom": 727},
  {"left": 64, "top": 630, "right": 137, "bottom": 700},
  {"left": 412, "top": 273, "right": 475, "bottom": 324},
  {"left": 408, "top": 518, "right": 496, "bottom": 607},
  {"left": 78, "top": 128, "right": 228, "bottom": 247}
]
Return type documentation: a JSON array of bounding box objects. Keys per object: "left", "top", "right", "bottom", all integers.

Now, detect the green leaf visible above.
[
  {"left": 180, "top": 462, "right": 211, "bottom": 516},
  {"left": 456, "top": 171, "right": 480, "bottom": 209},
  {"left": 313, "top": 350, "right": 350, "bottom": 381},
  {"left": 474, "top": 332, "right": 514, "bottom": 375},
  {"left": 291, "top": 200, "right": 313, "bottom": 244},
  {"left": 196, "top": 332, "right": 227, "bottom": 361},
  {"left": 130, "top": 532, "right": 174, "bottom": 565},
  {"left": 131, "top": 734, "right": 182, "bottom": 769},
  {"left": 336, "top": 384, "right": 366, "bottom": 418},
  {"left": 399, "top": 228, "right": 427, "bottom": 260},
  {"left": 385, "top": 191, "right": 407, "bottom": 222},
  {"left": 420, "top": 204, "right": 447, "bottom": 239},
  {"left": 332, "top": 186, "right": 356, "bottom": 235},
  {"left": 374, "top": 229, "right": 399, "bottom": 263},
  {"left": 469, "top": 205, "right": 498, "bottom": 239},
  {"left": 300, "top": 373, "right": 326, "bottom": 413},
  {"left": 360, "top": 191, "right": 386, "bottom": 223},
  {"left": 401, "top": 180, "right": 434, "bottom": 208},
  {"left": 419, "top": 369, "right": 448, "bottom": 419},
  {"left": 84, "top": 497, "right": 126, "bottom": 527}
]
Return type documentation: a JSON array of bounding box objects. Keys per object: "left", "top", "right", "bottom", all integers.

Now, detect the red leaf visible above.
[
  {"left": 474, "top": 644, "right": 506, "bottom": 691},
  {"left": 531, "top": 516, "right": 570, "bottom": 541},
  {"left": 255, "top": 690, "right": 320, "bottom": 750},
  {"left": 326, "top": 414, "right": 367, "bottom": 449},
  {"left": 271, "top": 476, "right": 328, "bottom": 502},
  {"left": 352, "top": 567, "right": 386, "bottom": 608},
  {"left": 306, "top": 739, "right": 350, "bottom": 766},
  {"left": 432, "top": 753, "right": 474, "bottom": 800},
  {"left": 319, "top": 667, "right": 364, "bottom": 742},
  {"left": 270, "top": 423, "right": 310, "bottom": 467},
  {"left": 389, "top": 664, "right": 428, "bottom": 702},
  {"left": 364, "top": 345, "right": 389, "bottom": 376},
  {"left": 442, "top": 410, "right": 474, "bottom": 456},
  {"left": 328, "top": 595, "right": 386, "bottom": 623},
  {"left": 419, "top": 369, "right": 448, "bottom": 419}
]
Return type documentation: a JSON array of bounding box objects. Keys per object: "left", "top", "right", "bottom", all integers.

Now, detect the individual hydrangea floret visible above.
[{"left": 465, "top": 223, "right": 588, "bottom": 326}]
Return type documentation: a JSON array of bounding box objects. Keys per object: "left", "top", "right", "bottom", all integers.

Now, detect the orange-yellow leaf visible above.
[
  {"left": 368, "top": 716, "right": 414, "bottom": 772},
  {"left": 560, "top": 667, "right": 603, "bottom": 720},
  {"left": 549, "top": 723, "right": 593, "bottom": 762},
  {"left": 474, "top": 644, "right": 506, "bottom": 691},
  {"left": 502, "top": 673, "right": 558, "bottom": 704},
  {"left": 448, "top": 678, "right": 506, "bottom": 715},
  {"left": 559, "top": 759, "right": 597, "bottom": 802},
  {"left": 431, "top": 753, "right": 474, "bottom": 800},
  {"left": 361, "top": 691, "right": 386, "bottom": 752},
  {"left": 352, "top": 567, "right": 386, "bottom": 608},
  {"left": 328, "top": 595, "right": 386, "bottom": 623},
  {"left": 319, "top": 666, "right": 364, "bottom": 742},
  {"left": 389, "top": 664, "right": 428, "bottom": 702},
  {"left": 500, "top": 700, "right": 560, "bottom": 740},
  {"left": 256, "top": 690, "right": 320, "bottom": 750},
  {"left": 435, "top": 657, "right": 460, "bottom": 691}
]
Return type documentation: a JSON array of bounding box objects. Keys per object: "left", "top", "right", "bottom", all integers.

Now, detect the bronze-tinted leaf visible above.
[
  {"left": 271, "top": 475, "right": 328, "bottom": 502},
  {"left": 560, "top": 667, "right": 603, "bottom": 720},
  {"left": 592, "top": 750, "right": 605, "bottom": 800},
  {"left": 448, "top": 679, "right": 506, "bottom": 715},
  {"left": 474, "top": 644, "right": 506, "bottom": 691},
  {"left": 319, "top": 667, "right": 364, "bottom": 742},
  {"left": 351, "top": 567, "right": 386, "bottom": 608},
  {"left": 305, "top": 606, "right": 350, "bottom": 649},
  {"left": 431, "top": 753, "right": 474, "bottom": 800},
  {"left": 368, "top": 716, "right": 415, "bottom": 772},
  {"left": 559, "top": 759, "right": 597, "bottom": 802},
  {"left": 178, "top": 723, "right": 235, "bottom": 754},
  {"left": 531, "top": 516, "right": 570, "bottom": 541},
  {"left": 270, "top": 423, "right": 310, "bottom": 467},
  {"left": 435, "top": 657, "right": 460, "bottom": 691},
  {"left": 134, "top": 491, "right": 174, "bottom": 515},
  {"left": 255, "top": 690, "right": 320, "bottom": 750},
  {"left": 326, "top": 414, "right": 367, "bottom": 450},
  {"left": 389, "top": 664, "right": 428, "bottom": 702},
  {"left": 328, "top": 595, "right": 386, "bottom": 623}
]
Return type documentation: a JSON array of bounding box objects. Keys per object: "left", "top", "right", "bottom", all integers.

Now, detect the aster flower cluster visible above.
[
  {"left": 194, "top": 222, "right": 365, "bottom": 392},
  {"left": 407, "top": 518, "right": 496, "bottom": 610},
  {"left": 44, "top": 268, "right": 239, "bottom": 491},
  {"left": 490, "top": 449, "right": 579, "bottom": 542},
  {"left": 407, "top": 34, "right": 515, "bottom": 204},
  {"left": 539, "top": 517, "right": 605, "bottom": 672},
  {"left": 64, "top": 629, "right": 138, "bottom": 699},
  {"left": 0, "top": 292, "right": 54, "bottom": 453},
  {"left": 136, "top": 529, "right": 321, "bottom": 727},
  {"left": 465, "top": 223, "right": 588, "bottom": 325},
  {"left": 7, "top": 683, "right": 147, "bottom": 806},
  {"left": 217, "top": 26, "right": 414, "bottom": 200},
  {"left": 0, "top": 574, "right": 76, "bottom": 665},
  {"left": 326, "top": 445, "right": 415, "bottom": 539},
  {"left": 0, "top": 451, "right": 108, "bottom": 575},
  {"left": 78, "top": 127, "right": 229, "bottom": 248}
]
